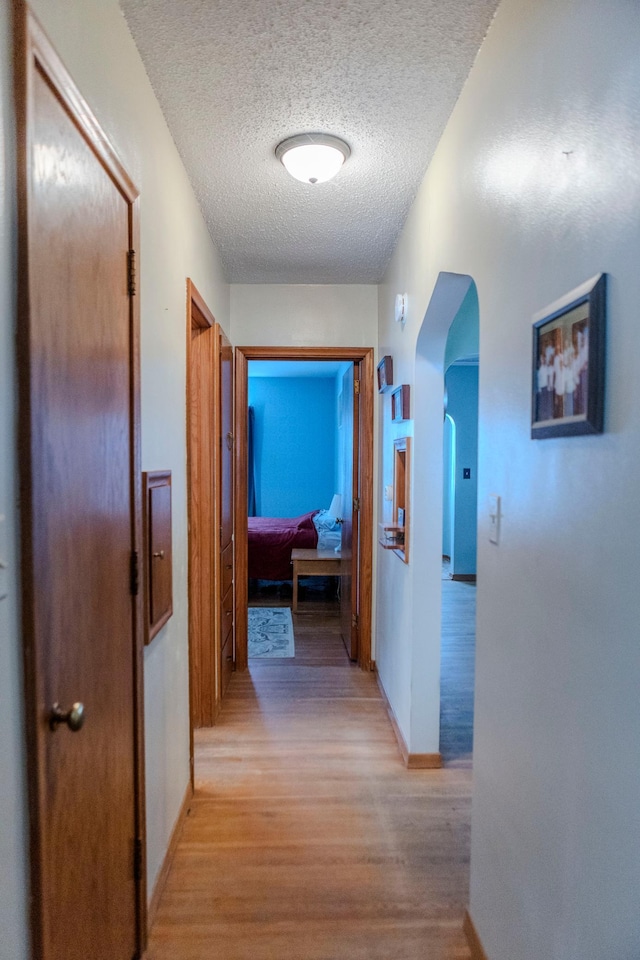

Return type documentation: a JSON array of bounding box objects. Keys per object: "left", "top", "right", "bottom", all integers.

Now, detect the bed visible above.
[{"left": 248, "top": 510, "right": 319, "bottom": 581}]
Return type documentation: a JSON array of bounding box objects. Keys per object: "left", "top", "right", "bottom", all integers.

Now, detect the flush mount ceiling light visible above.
[{"left": 275, "top": 133, "right": 351, "bottom": 185}]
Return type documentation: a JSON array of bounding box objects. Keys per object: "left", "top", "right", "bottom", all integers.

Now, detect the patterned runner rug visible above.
[{"left": 248, "top": 607, "right": 295, "bottom": 659}]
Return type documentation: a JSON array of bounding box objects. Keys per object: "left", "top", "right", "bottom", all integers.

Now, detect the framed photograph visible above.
[
  {"left": 391, "top": 384, "right": 410, "bottom": 422},
  {"left": 377, "top": 355, "right": 393, "bottom": 393},
  {"left": 531, "top": 273, "right": 606, "bottom": 439}
]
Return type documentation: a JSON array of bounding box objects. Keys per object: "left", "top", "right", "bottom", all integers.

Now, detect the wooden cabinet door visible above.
[{"left": 146, "top": 472, "right": 173, "bottom": 638}]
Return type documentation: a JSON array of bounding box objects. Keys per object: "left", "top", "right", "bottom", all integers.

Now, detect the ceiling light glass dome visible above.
[{"left": 276, "top": 133, "right": 351, "bottom": 185}]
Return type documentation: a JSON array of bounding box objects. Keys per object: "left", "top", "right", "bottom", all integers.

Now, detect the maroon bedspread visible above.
[{"left": 248, "top": 511, "right": 319, "bottom": 580}]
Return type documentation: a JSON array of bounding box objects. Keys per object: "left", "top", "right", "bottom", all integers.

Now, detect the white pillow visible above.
[{"left": 313, "top": 510, "right": 342, "bottom": 550}]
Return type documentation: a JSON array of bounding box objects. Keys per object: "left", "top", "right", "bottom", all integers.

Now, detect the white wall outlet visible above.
[
  {"left": 384, "top": 484, "right": 393, "bottom": 501},
  {"left": 488, "top": 495, "right": 501, "bottom": 545}
]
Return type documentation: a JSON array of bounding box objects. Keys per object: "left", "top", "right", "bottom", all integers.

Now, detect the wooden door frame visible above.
[
  {"left": 186, "top": 279, "right": 220, "bottom": 739},
  {"left": 15, "top": 6, "right": 147, "bottom": 955},
  {"left": 234, "top": 346, "right": 374, "bottom": 672}
]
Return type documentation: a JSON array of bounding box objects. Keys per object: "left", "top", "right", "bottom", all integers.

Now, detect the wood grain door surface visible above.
[
  {"left": 188, "top": 306, "right": 216, "bottom": 726},
  {"left": 220, "top": 330, "right": 234, "bottom": 551},
  {"left": 187, "top": 298, "right": 235, "bottom": 722},
  {"left": 218, "top": 328, "right": 235, "bottom": 693},
  {"left": 339, "top": 364, "right": 359, "bottom": 659},
  {"left": 20, "top": 15, "right": 141, "bottom": 960}
]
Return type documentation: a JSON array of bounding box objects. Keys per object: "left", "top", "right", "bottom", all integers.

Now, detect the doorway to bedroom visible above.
[
  {"left": 234, "top": 347, "right": 374, "bottom": 673},
  {"left": 247, "top": 359, "right": 347, "bottom": 616}
]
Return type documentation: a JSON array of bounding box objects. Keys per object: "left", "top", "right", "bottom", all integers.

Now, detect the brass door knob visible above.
[
  {"left": 50, "top": 702, "right": 85, "bottom": 732},
  {"left": 153, "top": 549, "right": 165, "bottom": 559}
]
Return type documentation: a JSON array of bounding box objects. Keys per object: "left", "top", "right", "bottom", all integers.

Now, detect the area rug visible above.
[{"left": 248, "top": 607, "right": 295, "bottom": 659}]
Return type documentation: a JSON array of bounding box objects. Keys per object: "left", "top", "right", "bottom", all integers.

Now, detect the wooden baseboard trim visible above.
[
  {"left": 147, "top": 781, "right": 193, "bottom": 933},
  {"left": 464, "top": 909, "right": 490, "bottom": 960},
  {"left": 406, "top": 752, "right": 443, "bottom": 769},
  {"left": 375, "top": 669, "right": 442, "bottom": 769}
]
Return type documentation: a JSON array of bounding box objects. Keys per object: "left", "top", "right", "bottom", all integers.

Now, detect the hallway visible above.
[{"left": 147, "top": 611, "right": 472, "bottom": 960}]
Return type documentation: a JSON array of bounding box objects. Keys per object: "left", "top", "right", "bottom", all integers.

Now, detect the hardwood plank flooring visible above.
[
  {"left": 147, "top": 607, "right": 472, "bottom": 960},
  {"left": 440, "top": 580, "right": 476, "bottom": 767}
]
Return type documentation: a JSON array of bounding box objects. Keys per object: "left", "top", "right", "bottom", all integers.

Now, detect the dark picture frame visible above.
[
  {"left": 377, "top": 355, "right": 393, "bottom": 393},
  {"left": 531, "top": 273, "right": 606, "bottom": 439},
  {"left": 391, "top": 384, "right": 410, "bottom": 422}
]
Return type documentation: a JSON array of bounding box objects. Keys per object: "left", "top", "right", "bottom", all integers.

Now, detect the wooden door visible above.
[
  {"left": 339, "top": 364, "right": 359, "bottom": 659},
  {"left": 18, "top": 12, "right": 144, "bottom": 960},
  {"left": 187, "top": 298, "right": 234, "bottom": 723},
  {"left": 187, "top": 283, "right": 216, "bottom": 727},
  {"left": 218, "top": 329, "right": 235, "bottom": 694}
]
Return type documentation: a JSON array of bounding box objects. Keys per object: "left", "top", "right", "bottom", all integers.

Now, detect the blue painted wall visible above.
[
  {"left": 334, "top": 362, "right": 352, "bottom": 494},
  {"left": 248, "top": 377, "right": 337, "bottom": 517},
  {"left": 444, "top": 364, "right": 479, "bottom": 575},
  {"left": 442, "top": 414, "right": 455, "bottom": 558},
  {"left": 444, "top": 284, "right": 479, "bottom": 369}
]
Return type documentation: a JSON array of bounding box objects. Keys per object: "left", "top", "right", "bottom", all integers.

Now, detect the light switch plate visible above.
[{"left": 488, "top": 495, "right": 500, "bottom": 545}]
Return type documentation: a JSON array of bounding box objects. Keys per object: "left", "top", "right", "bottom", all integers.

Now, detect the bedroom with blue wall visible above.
[
  {"left": 442, "top": 284, "right": 479, "bottom": 576},
  {"left": 248, "top": 373, "right": 337, "bottom": 517},
  {"left": 443, "top": 363, "right": 479, "bottom": 575}
]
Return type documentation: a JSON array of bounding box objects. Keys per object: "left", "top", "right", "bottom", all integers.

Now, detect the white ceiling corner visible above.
[{"left": 119, "top": 0, "right": 500, "bottom": 284}]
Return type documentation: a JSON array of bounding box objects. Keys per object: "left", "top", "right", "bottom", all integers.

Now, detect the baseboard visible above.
[
  {"left": 406, "top": 752, "right": 443, "bottom": 769},
  {"left": 451, "top": 574, "right": 477, "bottom": 583},
  {"left": 464, "top": 909, "right": 490, "bottom": 960},
  {"left": 375, "top": 668, "right": 442, "bottom": 770},
  {"left": 147, "top": 781, "right": 193, "bottom": 933}
]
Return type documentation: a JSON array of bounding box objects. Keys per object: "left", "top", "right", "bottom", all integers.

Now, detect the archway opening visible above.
[
  {"left": 439, "top": 288, "right": 479, "bottom": 764},
  {"left": 408, "top": 272, "right": 479, "bottom": 761}
]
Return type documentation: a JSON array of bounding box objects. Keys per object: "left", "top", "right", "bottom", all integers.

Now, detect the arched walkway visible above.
[{"left": 406, "top": 272, "right": 478, "bottom": 755}]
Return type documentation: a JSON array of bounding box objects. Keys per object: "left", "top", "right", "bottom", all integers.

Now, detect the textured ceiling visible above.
[{"left": 120, "top": 0, "right": 500, "bottom": 283}]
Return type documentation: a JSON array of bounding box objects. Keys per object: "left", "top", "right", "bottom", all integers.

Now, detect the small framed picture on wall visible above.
[
  {"left": 391, "top": 384, "right": 410, "bottom": 422},
  {"left": 531, "top": 273, "right": 606, "bottom": 439},
  {"left": 377, "top": 356, "right": 393, "bottom": 393}
]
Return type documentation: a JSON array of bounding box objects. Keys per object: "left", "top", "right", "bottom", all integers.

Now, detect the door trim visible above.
[
  {"left": 186, "top": 279, "right": 218, "bottom": 736},
  {"left": 15, "top": 7, "right": 146, "bottom": 955},
  {"left": 234, "top": 346, "right": 374, "bottom": 671}
]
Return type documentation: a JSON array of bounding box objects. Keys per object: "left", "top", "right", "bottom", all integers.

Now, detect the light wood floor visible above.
[{"left": 147, "top": 602, "right": 474, "bottom": 960}]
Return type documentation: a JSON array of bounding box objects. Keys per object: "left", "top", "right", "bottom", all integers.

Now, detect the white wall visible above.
[
  {"left": 377, "top": 1, "right": 640, "bottom": 958},
  {"left": 3, "top": 0, "right": 230, "bottom": 927},
  {"left": 231, "top": 284, "right": 377, "bottom": 347}
]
